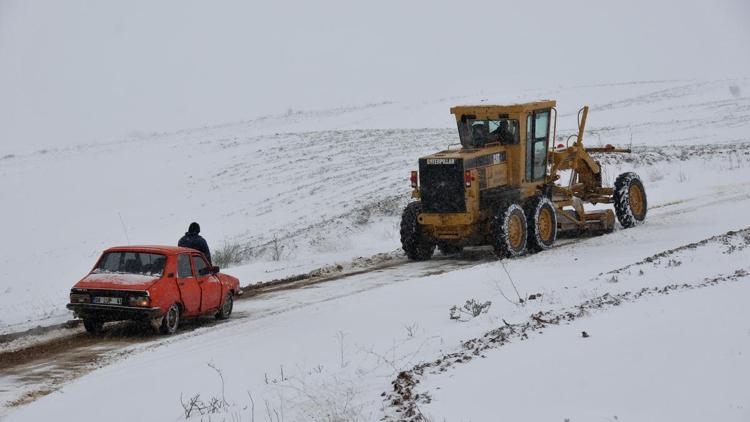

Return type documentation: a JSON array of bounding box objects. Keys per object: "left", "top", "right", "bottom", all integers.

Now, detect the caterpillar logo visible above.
[{"left": 426, "top": 158, "right": 456, "bottom": 165}]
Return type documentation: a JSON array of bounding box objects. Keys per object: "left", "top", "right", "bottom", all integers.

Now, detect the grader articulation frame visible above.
[{"left": 400, "top": 101, "right": 647, "bottom": 260}]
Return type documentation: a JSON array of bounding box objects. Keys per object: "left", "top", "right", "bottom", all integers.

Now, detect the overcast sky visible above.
[{"left": 1, "top": 0, "right": 748, "bottom": 153}]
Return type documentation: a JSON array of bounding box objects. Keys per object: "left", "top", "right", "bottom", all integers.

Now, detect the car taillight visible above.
[
  {"left": 410, "top": 170, "right": 418, "bottom": 188},
  {"left": 70, "top": 293, "right": 90, "bottom": 304},
  {"left": 128, "top": 296, "right": 150, "bottom": 307},
  {"left": 464, "top": 170, "right": 472, "bottom": 187}
]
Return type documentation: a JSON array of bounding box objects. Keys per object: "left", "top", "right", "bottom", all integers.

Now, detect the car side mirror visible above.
[{"left": 211, "top": 266, "right": 220, "bottom": 274}]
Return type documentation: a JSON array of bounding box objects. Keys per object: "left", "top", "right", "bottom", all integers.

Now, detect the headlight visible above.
[
  {"left": 70, "top": 293, "right": 90, "bottom": 304},
  {"left": 128, "top": 296, "right": 150, "bottom": 307}
]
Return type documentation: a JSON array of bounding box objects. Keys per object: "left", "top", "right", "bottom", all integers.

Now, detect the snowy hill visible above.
[
  {"left": 1, "top": 78, "right": 749, "bottom": 421},
  {"left": 1, "top": 78, "right": 748, "bottom": 333}
]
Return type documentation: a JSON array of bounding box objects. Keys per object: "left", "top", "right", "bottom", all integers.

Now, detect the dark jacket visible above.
[{"left": 178, "top": 232, "right": 212, "bottom": 264}]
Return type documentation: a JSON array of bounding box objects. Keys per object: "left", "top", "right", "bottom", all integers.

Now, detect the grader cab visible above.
[{"left": 400, "top": 101, "right": 647, "bottom": 260}]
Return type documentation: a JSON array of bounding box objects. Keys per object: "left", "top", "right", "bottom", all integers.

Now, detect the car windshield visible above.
[
  {"left": 93, "top": 252, "right": 166, "bottom": 277},
  {"left": 457, "top": 118, "right": 520, "bottom": 148}
]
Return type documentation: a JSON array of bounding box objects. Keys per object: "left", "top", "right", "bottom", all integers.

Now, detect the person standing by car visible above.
[{"left": 178, "top": 222, "right": 212, "bottom": 264}]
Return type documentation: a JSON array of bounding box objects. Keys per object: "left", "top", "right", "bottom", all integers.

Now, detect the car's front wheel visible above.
[
  {"left": 82, "top": 319, "right": 104, "bottom": 334},
  {"left": 215, "top": 292, "right": 233, "bottom": 320},
  {"left": 159, "top": 304, "right": 180, "bottom": 334}
]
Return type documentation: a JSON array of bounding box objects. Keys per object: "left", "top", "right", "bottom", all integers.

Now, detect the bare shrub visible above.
[
  {"left": 213, "top": 241, "right": 245, "bottom": 268},
  {"left": 351, "top": 195, "right": 406, "bottom": 226},
  {"left": 180, "top": 363, "right": 230, "bottom": 418},
  {"left": 180, "top": 391, "right": 228, "bottom": 417},
  {"left": 677, "top": 169, "right": 689, "bottom": 183},
  {"left": 725, "top": 151, "right": 746, "bottom": 170},
  {"left": 270, "top": 235, "right": 285, "bottom": 261},
  {"left": 353, "top": 208, "right": 370, "bottom": 225},
  {"left": 450, "top": 299, "right": 492, "bottom": 321},
  {"left": 403, "top": 322, "right": 418, "bottom": 338}
]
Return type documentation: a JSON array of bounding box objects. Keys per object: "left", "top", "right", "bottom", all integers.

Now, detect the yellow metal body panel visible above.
[
  {"left": 449, "top": 101, "right": 556, "bottom": 119},
  {"left": 418, "top": 213, "right": 474, "bottom": 226}
]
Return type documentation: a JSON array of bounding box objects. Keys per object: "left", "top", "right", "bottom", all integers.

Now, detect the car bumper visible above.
[{"left": 67, "top": 303, "right": 162, "bottom": 321}]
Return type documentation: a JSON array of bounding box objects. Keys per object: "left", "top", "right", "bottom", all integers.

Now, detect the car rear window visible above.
[{"left": 94, "top": 252, "right": 166, "bottom": 276}]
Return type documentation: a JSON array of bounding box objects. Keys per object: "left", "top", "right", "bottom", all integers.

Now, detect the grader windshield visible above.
[{"left": 457, "top": 118, "right": 519, "bottom": 148}]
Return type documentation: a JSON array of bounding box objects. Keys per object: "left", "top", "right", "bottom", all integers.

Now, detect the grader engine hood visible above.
[
  {"left": 418, "top": 155, "right": 466, "bottom": 213},
  {"left": 417, "top": 147, "right": 512, "bottom": 214}
]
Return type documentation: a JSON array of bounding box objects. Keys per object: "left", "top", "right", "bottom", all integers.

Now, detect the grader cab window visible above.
[{"left": 458, "top": 117, "right": 519, "bottom": 148}]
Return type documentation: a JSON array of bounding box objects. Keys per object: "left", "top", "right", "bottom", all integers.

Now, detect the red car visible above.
[{"left": 67, "top": 246, "right": 241, "bottom": 334}]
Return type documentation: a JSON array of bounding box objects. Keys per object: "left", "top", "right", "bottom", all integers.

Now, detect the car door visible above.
[
  {"left": 175, "top": 253, "right": 201, "bottom": 315},
  {"left": 191, "top": 254, "right": 222, "bottom": 313}
]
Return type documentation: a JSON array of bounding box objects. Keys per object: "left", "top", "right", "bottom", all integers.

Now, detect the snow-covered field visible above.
[
  {"left": 1, "top": 78, "right": 748, "bottom": 333},
  {"left": 1, "top": 78, "right": 750, "bottom": 421}
]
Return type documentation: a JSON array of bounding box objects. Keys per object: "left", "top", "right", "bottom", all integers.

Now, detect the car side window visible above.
[
  {"left": 192, "top": 255, "right": 208, "bottom": 276},
  {"left": 177, "top": 254, "right": 194, "bottom": 278}
]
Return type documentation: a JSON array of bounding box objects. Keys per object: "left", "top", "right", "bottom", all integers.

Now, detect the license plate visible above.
[{"left": 93, "top": 296, "right": 122, "bottom": 305}]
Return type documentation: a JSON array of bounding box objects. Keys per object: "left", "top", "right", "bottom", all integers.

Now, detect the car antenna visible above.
[{"left": 118, "top": 212, "right": 131, "bottom": 245}]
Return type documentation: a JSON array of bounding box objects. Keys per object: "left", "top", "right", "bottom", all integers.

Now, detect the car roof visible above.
[{"left": 103, "top": 245, "right": 200, "bottom": 255}]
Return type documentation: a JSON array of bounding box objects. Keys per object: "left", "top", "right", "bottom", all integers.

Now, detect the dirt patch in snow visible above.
[{"left": 600, "top": 227, "right": 750, "bottom": 277}]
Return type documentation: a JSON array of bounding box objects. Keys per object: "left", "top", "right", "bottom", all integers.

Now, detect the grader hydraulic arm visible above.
[
  {"left": 545, "top": 105, "right": 640, "bottom": 233},
  {"left": 547, "top": 106, "right": 630, "bottom": 204}
]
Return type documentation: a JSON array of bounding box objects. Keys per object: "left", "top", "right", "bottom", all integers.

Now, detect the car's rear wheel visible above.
[
  {"left": 82, "top": 319, "right": 104, "bottom": 334},
  {"left": 215, "top": 292, "right": 233, "bottom": 320},
  {"left": 159, "top": 304, "right": 180, "bottom": 334}
]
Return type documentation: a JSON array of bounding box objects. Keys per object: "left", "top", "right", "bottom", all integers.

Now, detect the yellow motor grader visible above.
[{"left": 401, "top": 101, "right": 647, "bottom": 260}]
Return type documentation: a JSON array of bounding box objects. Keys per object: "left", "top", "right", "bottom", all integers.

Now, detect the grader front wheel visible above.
[
  {"left": 613, "top": 172, "right": 648, "bottom": 228},
  {"left": 491, "top": 202, "right": 528, "bottom": 258}
]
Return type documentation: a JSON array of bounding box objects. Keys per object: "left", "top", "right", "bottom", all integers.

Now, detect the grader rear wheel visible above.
[
  {"left": 613, "top": 172, "right": 648, "bottom": 228},
  {"left": 491, "top": 202, "right": 528, "bottom": 258},
  {"left": 400, "top": 202, "right": 435, "bottom": 261},
  {"left": 524, "top": 196, "right": 557, "bottom": 252}
]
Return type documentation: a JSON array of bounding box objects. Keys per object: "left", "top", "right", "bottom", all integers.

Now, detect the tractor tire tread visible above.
[
  {"left": 613, "top": 172, "right": 647, "bottom": 228},
  {"left": 400, "top": 202, "right": 435, "bottom": 261}
]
